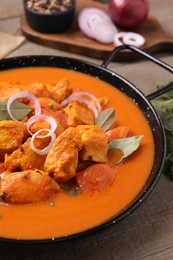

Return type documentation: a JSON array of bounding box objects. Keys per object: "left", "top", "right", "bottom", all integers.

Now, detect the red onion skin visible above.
[{"left": 108, "top": 0, "right": 149, "bottom": 29}]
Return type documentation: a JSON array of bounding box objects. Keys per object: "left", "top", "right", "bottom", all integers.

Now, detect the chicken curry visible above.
[{"left": 0, "top": 67, "right": 154, "bottom": 240}]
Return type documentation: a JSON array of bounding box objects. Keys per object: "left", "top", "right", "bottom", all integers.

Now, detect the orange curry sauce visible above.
[{"left": 0, "top": 67, "right": 154, "bottom": 240}]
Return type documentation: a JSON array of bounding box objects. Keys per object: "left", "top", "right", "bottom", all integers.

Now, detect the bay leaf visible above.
[
  {"left": 95, "top": 108, "right": 115, "bottom": 131},
  {"left": 0, "top": 99, "right": 32, "bottom": 121},
  {"left": 108, "top": 135, "right": 143, "bottom": 164},
  {"left": 63, "top": 187, "right": 81, "bottom": 197}
]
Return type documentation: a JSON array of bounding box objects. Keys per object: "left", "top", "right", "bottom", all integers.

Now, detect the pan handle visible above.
[
  {"left": 101, "top": 45, "right": 173, "bottom": 99},
  {"left": 101, "top": 45, "right": 173, "bottom": 73}
]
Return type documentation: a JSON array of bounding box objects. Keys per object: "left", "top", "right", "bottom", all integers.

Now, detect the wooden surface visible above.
[
  {"left": 21, "top": 0, "right": 173, "bottom": 61},
  {"left": 0, "top": 0, "right": 173, "bottom": 259}
]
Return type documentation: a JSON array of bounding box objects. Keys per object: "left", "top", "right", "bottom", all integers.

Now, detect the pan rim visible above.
[{"left": 0, "top": 55, "right": 166, "bottom": 245}]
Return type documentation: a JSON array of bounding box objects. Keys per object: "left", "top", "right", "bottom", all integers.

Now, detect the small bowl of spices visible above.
[{"left": 23, "top": 0, "right": 76, "bottom": 33}]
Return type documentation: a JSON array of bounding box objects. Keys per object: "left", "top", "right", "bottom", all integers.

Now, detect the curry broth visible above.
[{"left": 0, "top": 67, "right": 154, "bottom": 240}]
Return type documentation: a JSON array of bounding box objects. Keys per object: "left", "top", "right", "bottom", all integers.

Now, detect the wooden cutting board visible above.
[{"left": 21, "top": 0, "right": 173, "bottom": 61}]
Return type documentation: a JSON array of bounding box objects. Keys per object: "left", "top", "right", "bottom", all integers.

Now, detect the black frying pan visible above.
[{"left": 0, "top": 45, "right": 172, "bottom": 244}]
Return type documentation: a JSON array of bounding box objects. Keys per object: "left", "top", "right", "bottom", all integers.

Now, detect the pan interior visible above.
[{"left": 0, "top": 56, "right": 166, "bottom": 244}]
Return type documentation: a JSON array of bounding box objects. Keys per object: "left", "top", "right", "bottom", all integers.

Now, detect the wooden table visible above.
[{"left": 0, "top": 0, "right": 173, "bottom": 259}]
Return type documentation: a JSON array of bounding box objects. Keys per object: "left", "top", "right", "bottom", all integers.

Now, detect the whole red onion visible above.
[{"left": 108, "top": 0, "right": 149, "bottom": 29}]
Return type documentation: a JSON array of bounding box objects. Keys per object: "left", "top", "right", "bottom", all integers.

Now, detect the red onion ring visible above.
[
  {"left": 26, "top": 114, "right": 57, "bottom": 136},
  {"left": 123, "top": 32, "right": 145, "bottom": 47},
  {"left": 7, "top": 91, "right": 41, "bottom": 121},
  {"left": 113, "top": 32, "right": 145, "bottom": 47},
  {"left": 113, "top": 32, "right": 127, "bottom": 46},
  {"left": 0, "top": 171, "right": 6, "bottom": 180},
  {"left": 69, "top": 91, "right": 102, "bottom": 113},
  {"left": 30, "top": 128, "right": 56, "bottom": 155},
  {"left": 61, "top": 96, "right": 99, "bottom": 119}
]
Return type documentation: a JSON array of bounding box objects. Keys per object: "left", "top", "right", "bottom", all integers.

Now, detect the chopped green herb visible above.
[
  {"left": 49, "top": 201, "right": 55, "bottom": 207},
  {"left": 63, "top": 187, "right": 81, "bottom": 197},
  {"left": 36, "top": 170, "right": 43, "bottom": 175},
  {"left": 49, "top": 104, "right": 54, "bottom": 111},
  {"left": 23, "top": 174, "right": 29, "bottom": 179},
  {"left": 0, "top": 193, "right": 7, "bottom": 200}
]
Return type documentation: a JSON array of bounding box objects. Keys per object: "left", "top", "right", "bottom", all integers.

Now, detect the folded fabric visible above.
[{"left": 0, "top": 32, "right": 25, "bottom": 59}]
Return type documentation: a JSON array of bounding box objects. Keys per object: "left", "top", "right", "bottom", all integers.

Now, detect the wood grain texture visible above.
[{"left": 21, "top": 0, "right": 173, "bottom": 61}]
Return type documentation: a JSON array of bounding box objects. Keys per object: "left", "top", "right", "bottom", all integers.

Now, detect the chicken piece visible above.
[
  {"left": 0, "top": 170, "right": 60, "bottom": 203},
  {"left": 47, "top": 79, "right": 72, "bottom": 103},
  {"left": 76, "top": 164, "right": 116, "bottom": 193},
  {"left": 38, "top": 97, "right": 61, "bottom": 112},
  {"left": 37, "top": 97, "right": 68, "bottom": 133},
  {"left": 106, "top": 126, "right": 132, "bottom": 142},
  {"left": 0, "top": 162, "right": 6, "bottom": 174},
  {"left": 29, "top": 99, "right": 68, "bottom": 136},
  {"left": 0, "top": 120, "right": 24, "bottom": 160},
  {"left": 55, "top": 110, "right": 68, "bottom": 131},
  {"left": 76, "top": 125, "right": 108, "bottom": 163},
  {"left": 27, "top": 82, "right": 52, "bottom": 98},
  {"left": 64, "top": 101, "right": 94, "bottom": 127},
  {"left": 0, "top": 81, "right": 26, "bottom": 101},
  {"left": 21, "top": 118, "right": 30, "bottom": 141},
  {"left": 4, "top": 136, "right": 50, "bottom": 171},
  {"left": 28, "top": 115, "right": 63, "bottom": 138},
  {"left": 44, "top": 127, "right": 82, "bottom": 183},
  {"left": 98, "top": 96, "right": 110, "bottom": 110},
  {"left": 0, "top": 164, "right": 6, "bottom": 186}
]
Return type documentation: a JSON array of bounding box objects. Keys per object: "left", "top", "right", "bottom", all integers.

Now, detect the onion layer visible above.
[
  {"left": 30, "top": 128, "right": 56, "bottom": 156},
  {"left": 61, "top": 91, "right": 101, "bottom": 118},
  {"left": 26, "top": 114, "right": 57, "bottom": 136},
  {"left": 61, "top": 96, "right": 99, "bottom": 119},
  {"left": 113, "top": 32, "right": 127, "bottom": 46},
  {"left": 113, "top": 32, "right": 145, "bottom": 47},
  {"left": 123, "top": 32, "right": 145, "bottom": 47},
  {"left": 71, "top": 91, "right": 101, "bottom": 113},
  {"left": 7, "top": 91, "right": 41, "bottom": 121}
]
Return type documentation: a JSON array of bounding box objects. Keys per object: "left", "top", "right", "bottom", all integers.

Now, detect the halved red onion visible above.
[
  {"left": 78, "top": 7, "right": 118, "bottom": 44},
  {"left": 26, "top": 114, "right": 57, "bottom": 136},
  {"left": 88, "top": 13, "right": 107, "bottom": 28},
  {"left": 61, "top": 96, "right": 99, "bottom": 119},
  {"left": 78, "top": 8, "right": 97, "bottom": 39},
  {"left": 113, "top": 32, "right": 145, "bottom": 47},
  {"left": 7, "top": 91, "right": 41, "bottom": 121},
  {"left": 92, "top": 20, "right": 118, "bottom": 44},
  {"left": 30, "top": 128, "right": 56, "bottom": 155},
  {"left": 69, "top": 91, "right": 102, "bottom": 113}
]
